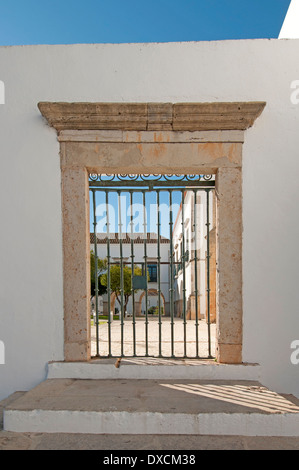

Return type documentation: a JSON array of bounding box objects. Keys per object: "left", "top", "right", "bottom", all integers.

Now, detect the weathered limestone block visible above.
[
  {"left": 62, "top": 167, "right": 91, "bottom": 361},
  {"left": 215, "top": 167, "right": 243, "bottom": 363},
  {"left": 61, "top": 141, "right": 242, "bottom": 174},
  {"left": 38, "top": 101, "right": 266, "bottom": 132}
]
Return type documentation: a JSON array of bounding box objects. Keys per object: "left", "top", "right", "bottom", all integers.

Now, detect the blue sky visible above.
[
  {"left": 91, "top": 188, "right": 183, "bottom": 239},
  {"left": 0, "top": 0, "right": 291, "bottom": 46}
]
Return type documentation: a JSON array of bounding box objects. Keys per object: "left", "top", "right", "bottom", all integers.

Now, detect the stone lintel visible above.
[
  {"left": 38, "top": 101, "right": 266, "bottom": 132},
  {"left": 58, "top": 129, "right": 245, "bottom": 143},
  {"left": 60, "top": 141, "right": 242, "bottom": 174}
]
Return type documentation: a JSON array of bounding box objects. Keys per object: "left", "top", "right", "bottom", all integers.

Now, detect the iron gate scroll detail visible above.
[{"left": 90, "top": 174, "right": 215, "bottom": 359}]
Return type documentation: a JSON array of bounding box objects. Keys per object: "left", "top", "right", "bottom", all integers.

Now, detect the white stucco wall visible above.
[{"left": 0, "top": 39, "right": 299, "bottom": 400}]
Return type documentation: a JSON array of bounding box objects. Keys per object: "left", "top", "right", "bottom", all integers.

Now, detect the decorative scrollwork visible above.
[
  {"left": 89, "top": 174, "right": 214, "bottom": 181},
  {"left": 89, "top": 173, "right": 100, "bottom": 181},
  {"left": 88, "top": 174, "right": 215, "bottom": 187}
]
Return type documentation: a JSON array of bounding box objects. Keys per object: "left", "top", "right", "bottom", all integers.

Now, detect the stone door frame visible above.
[{"left": 38, "top": 102, "right": 265, "bottom": 364}]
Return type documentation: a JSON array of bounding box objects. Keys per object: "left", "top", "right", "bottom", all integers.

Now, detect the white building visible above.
[
  {"left": 279, "top": 0, "right": 299, "bottom": 39},
  {"left": 172, "top": 189, "right": 216, "bottom": 321},
  {"left": 90, "top": 232, "right": 170, "bottom": 316}
]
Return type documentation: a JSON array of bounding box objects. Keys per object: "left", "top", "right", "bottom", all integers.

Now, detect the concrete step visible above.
[
  {"left": 4, "top": 378, "right": 299, "bottom": 436},
  {"left": 47, "top": 358, "right": 262, "bottom": 381}
]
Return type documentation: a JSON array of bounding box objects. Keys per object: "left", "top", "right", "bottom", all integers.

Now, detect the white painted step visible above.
[
  {"left": 47, "top": 359, "right": 262, "bottom": 381},
  {"left": 4, "top": 378, "right": 299, "bottom": 436}
]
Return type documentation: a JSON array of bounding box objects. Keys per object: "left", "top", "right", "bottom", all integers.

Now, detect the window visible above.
[{"left": 148, "top": 264, "right": 157, "bottom": 283}]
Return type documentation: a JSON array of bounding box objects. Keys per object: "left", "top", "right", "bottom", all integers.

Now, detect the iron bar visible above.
[
  {"left": 118, "top": 190, "right": 125, "bottom": 357},
  {"left": 92, "top": 189, "right": 100, "bottom": 357},
  {"left": 143, "top": 190, "right": 149, "bottom": 357},
  {"left": 106, "top": 190, "right": 112, "bottom": 357},
  {"left": 106, "top": 260, "right": 173, "bottom": 265},
  {"left": 206, "top": 189, "right": 212, "bottom": 358},
  {"left": 89, "top": 182, "right": 215, "bottom": 189},
  {"left": 181, "top": 190, "right": 187, "bottom": 357},
  {"left": 157, "top": 190, "right": 162, "bottom": 357},
  {"left": 193, "top": 189, "right": 199, "bottom": 358},
  {"left": 130, "top": 191, "right": 136, "bottom": 356},
  {"left": 169, "top": 190, "right": 175, "bottom": 358}
]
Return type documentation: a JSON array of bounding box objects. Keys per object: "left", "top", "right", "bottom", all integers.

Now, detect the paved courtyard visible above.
[{"left": 91, "top": 317, "right": 216, "bottom": 358}]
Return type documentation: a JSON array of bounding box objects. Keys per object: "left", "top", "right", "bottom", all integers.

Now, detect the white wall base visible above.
[{"left": 47, "top": 361, "right": 262, "bottom": 381}]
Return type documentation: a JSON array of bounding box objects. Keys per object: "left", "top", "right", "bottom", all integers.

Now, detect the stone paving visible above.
[
  {"left": 1, "top": 429, "right": 299, "bottom": 450},
  {"left": 91, "top": 317, "right": 216, "bottom": 358},
  {"left": 2, "top": 319, "right": 299, "bottom": 450},
  {"left": 2, "top": 384, "right": 299, "bottom": 450}
]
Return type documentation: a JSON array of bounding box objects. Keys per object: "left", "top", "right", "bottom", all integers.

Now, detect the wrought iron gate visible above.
[{"left": 89, "top": 174, "right": 215, "bottom": 359}]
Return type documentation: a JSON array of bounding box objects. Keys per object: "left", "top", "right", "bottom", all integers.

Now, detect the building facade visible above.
[
  {"left": 90, "top": 232, "right": 170, "bottom": 317},
  {"left": 172, "top": 190, "right": 216, "bottom": 322}
]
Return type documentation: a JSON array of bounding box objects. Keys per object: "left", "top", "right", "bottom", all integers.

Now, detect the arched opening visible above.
[{"left": 137, "top": 289, "right": 166, "bottom": 317}]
